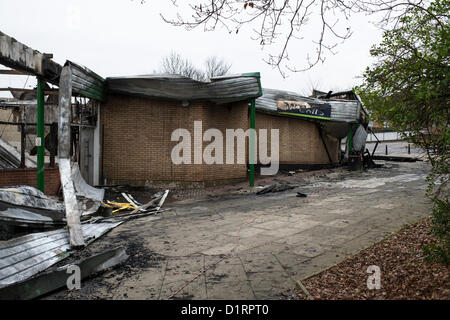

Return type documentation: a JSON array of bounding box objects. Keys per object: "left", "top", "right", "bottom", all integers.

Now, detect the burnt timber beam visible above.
[
  {"left": 0, "top": 88, "right": 59, "bottom": 95},
  {"left": 0, "top": 31, "right": 62, "bottom": 85},
  {"left": 316, "top": 123, "right": 333, "bottom": 164},
  {"left": 0, "top": 69, "right": 29, "bottom": 75}
]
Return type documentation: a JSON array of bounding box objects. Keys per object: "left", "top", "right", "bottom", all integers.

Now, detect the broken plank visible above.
[{"left": 121, "top": 192, "right": 139, "bottom": 208}]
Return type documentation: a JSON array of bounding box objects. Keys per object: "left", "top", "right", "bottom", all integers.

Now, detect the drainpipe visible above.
[
  {"left": 36, "top": 78, "right": 45, "bottom": 193},
  {"left": 249, "top": 99, "right": 256, "bottom": 187}
]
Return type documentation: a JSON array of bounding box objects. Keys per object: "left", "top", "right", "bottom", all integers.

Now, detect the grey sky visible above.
[{"left": 0, "top": 0, "right": 384, "bottom": 97}]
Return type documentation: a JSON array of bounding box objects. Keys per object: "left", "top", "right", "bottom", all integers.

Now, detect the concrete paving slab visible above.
[
  {"left": 205, "top": 261, "right": 248, "bottom": 283},
  {"left": 239, "top": 253, "right": 285, "bottom": 273},
  {"left": 227, "top": 226, "right": 266, "bottom": 238},
  {"left": 246, "top": 271, "right": 295, "bottom": 299},
  {"left": 163, "top": 256, "right": 205, "bottom": 284},
  {"left": 206, "top": 280, "right": 255, "bottom": 299},
  {"left": 45, "top": 161, "right": 431, "bottom": 300},
  {"left": 160, "top": 278, "right": 207, "bottom": 300},
  {"left": 251, "top": 220, "right": 292, "bottom": 230},
  {"left": 263, "top": 227, "right": 307, "bottom": 238},
  {"left": 291, "top": 242, "right": 333, "bottom": 258}
]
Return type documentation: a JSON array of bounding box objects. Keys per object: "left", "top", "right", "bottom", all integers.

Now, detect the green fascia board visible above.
[
  {"left": 241, "top": 72, "right": 261, "bottom": 78},
  {"left": 278, "top": 112, "right": 331, "bottom": 121},
  {"left": 78, "top": 87, "right": 106, "bottom": 102}
]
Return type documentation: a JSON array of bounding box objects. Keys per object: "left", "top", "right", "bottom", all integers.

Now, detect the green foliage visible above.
[
  {"left": 423, "top": 198, "right": 449, "bottom": 264},
  {"left": 357, "top": 0, "right": 449, "bottom": 263}
]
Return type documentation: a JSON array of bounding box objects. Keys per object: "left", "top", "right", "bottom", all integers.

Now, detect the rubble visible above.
[
  {"left": 0, "top": 138, "right": 36, "bottom": 169},
  {"left": 0, "top": 246, "right": 128, "bottom": 300},
  {"left": 0, "top": 187, "right": 169, "bottom": 289},
  {"left": 256, "top": 183, "right": 297, "bottom": 195},
  {"left": 0, "top": 186, "right": 66, "bottom": 231},
  {"left": 0, "top": 221, "right": 123, "bottom": 288}
]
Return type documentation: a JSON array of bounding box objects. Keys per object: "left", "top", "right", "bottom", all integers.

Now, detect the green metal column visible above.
[
  {"left": 37, "top": 78, "right": 45, "bottom": 193},
  {"left": 348, "top": 125, "right": 353, "bottom": 153},
  {"left": 249, "top": 99, "right": 256, "bottom": 187}
]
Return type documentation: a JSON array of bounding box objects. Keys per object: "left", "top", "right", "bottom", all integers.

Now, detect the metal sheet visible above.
[
  {"left": 71, "top": 163, "right": 104, "bottom": 202},
  {"left": 0, "top": 221, "right": 123, "bottom": 288},
  {"left": 0, "top": 246, "right": 128, "bottom": 300},
  {"left": 0, "top": 207, "right": 65, "bottom": 227},
  {"left": 65, "top": 60, "right": 106, "bottom": 102},
  {"left": 58, "top": 66, "right": 84, "bottom": 247},
  {"left": 0, "top": 186, "right": 64, "bottom": 212},
  {"left": 59, "top": 159, "right": 84, "bottom": 247},
  {"left": 255, "top": 88, "right": 361, "bottom": 123},
  {"left": 106, "top": 73, "right": 262, "bottom": 103},
  {"left": 70, "top": 163, "right": 104, "bottom": 216},
  {"left": 352, "top": 124, "right": 368, "bottom": 151},
  {"left": 0, "top": 138, "right": 36, "bottom": 169}
]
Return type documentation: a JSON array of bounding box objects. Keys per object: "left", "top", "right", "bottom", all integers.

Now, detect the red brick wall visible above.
[
  {"left": 0, "top": 167, "right": 61, "bottom": 195},
  {"left": 255, "top": 112, "right": 339, "bottom": 164},
  {"left": 100, "top": 93, "right": 249, "bottom": 187}
]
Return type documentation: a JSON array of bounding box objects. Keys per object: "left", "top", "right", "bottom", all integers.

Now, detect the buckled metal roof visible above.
[
  {"left": 255, "top": 88, "right": 361, "bottom": 123},
  {"left": 106, "top": 72, "right": 262, "bottom": 103}
]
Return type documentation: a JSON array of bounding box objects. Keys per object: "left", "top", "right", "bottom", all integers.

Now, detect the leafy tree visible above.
[{"left": 357, "top": 0, "right": 449, "bottom": 263}]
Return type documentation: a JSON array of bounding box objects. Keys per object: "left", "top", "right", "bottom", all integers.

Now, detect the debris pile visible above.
[
  {"left": 102, "top": 190, "right": 169, "bottom": 220},
  {"left": 0, "top": 176, "right": 170, "bottom": 296},
  {"left": 256, "top": 183, "right": 297, "bottom": 195},
  {"left": 0, "top": 186, "right": 66, "bottom": 231},
  {"left": 0, "top": 246, "right": 128, "bottom": 300},
  {"left": 0, "top": 138, "right": 36, "bottom": 169}
]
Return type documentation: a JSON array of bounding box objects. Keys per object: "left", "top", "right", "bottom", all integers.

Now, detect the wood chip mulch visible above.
[{"left": 293, "top": 218, "right": 449, "bottom": 299}]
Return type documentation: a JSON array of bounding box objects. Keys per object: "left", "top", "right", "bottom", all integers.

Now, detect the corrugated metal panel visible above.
[
  {"left": 0, "top": 221, "right": 122, "bottom": 288},
  {"left": 71, "top": 163, "right": 104, "bottom": 202},
  {"left": 328, "top": 100, "right": 361, "bottom": 123},
  {"left": 106, "top": 73, "right": 262, "bottom": 103},
  {"left": 65, "top": 61, "right": 106, "bottom": 102},
  {"left": 0, "top": 186, "right": 64, "bottom": 212},
  {"left": 255, "top": 88, "right": 361, "bottom": 123},
  {"left": 0, "top": 207, "right": 65, "bottom": 227},
  {"left": 0, "top": 187, "right": 65, "bottom": 227},
  {"left": 352, "top": 124, "right": 368, "bottom": 151}
]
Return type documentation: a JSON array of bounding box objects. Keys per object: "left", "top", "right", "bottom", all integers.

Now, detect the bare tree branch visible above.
[
  {"left": 158, "top": 0, "right": 439, "bottom": 75},
  {"left": 157, "top": 51, "right": 232, "bottom": 81}
]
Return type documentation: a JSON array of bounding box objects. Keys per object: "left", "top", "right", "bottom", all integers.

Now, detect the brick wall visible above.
[
  {"left": 0, "top": 167, "right": 61, "bottom": 195},
  {"left": 100, "top": 93, "right": 249, "bottom": 187},
  {"left": 255, "top": 112, "right": 339, "bottom": 164}
]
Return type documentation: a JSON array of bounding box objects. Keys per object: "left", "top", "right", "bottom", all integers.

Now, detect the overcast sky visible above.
[{"left": 0, "top": 0, "right": 384, "bottom": 97}]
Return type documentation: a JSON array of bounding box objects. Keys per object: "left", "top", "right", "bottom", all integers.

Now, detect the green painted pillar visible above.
[
  {"left": 249, "top": 99, "right": 256, "bottom": 187},
  {"left": 348, "top": 125, "right": 353, "bottom": 153},
  {"left": 37, "top": 78, "right": 45, "bottom": 193}
]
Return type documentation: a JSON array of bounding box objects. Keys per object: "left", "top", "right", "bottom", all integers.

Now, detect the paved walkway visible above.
[{"left": 48, "top": 161, "right": 431, "bottom": 299}]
